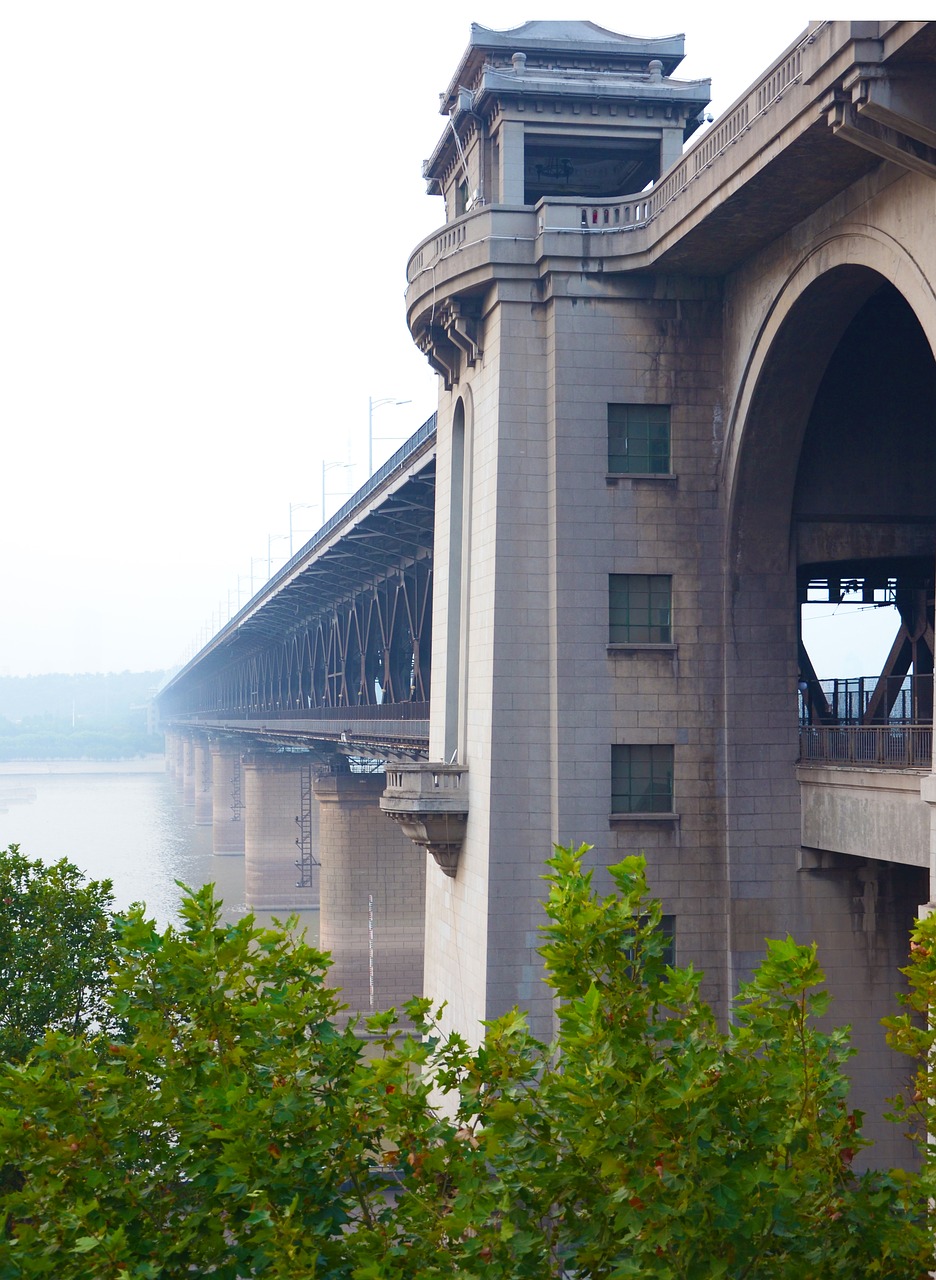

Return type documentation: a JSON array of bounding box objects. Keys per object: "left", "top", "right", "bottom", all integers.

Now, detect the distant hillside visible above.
[
  {"left": 0, "top": 671, "right": 165, "bottom": 723},
  {"left": 0, "top": 672, "right": 166, "bottom": 761}
]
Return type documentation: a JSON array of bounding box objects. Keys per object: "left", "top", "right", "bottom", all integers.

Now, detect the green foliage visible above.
[
  {"left": 0, "top": 846, "right": 116, "bottom": 1062},
  {"left": 883, "top": 910, "right": 936, "bottom": 1195},
  {"left": 347, "top": 849, "right": 928, "bottom": 1278},
  {"left": 0, "top": 846, "right": 931, "bottom": 1278}
]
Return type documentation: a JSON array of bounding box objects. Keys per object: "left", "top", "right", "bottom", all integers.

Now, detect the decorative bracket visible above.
[
  {"left": 415, "top": 301, "right": 482, "bottom": 391},
  {"left": 380, "top": 763, "right": 469, "bottom": 877},
  {"left": 416, "top": 326, "right": 461, "bottom": 390},
  {"left": 830, "top": 68, "right": 936, "bottom": 180},
  {"left": 440, "top": 301, "right": 483, "bottom": 369}
]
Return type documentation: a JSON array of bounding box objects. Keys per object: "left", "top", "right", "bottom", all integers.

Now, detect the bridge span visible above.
[{"left": 161, "top": 20, "right": 936, "bottom": 1163}]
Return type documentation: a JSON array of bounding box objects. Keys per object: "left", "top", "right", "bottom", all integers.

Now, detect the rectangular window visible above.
[
  {"left": 611, "top": 744, "right": 674, "bottom": 814},
  {"left": 608, "top": 404, "right": 670, "bottom": 474},
  {"left": 627, "top": 915, "right": 676, "bottom": 971},
  {"left": 609, "top": 574, "right": 672, "bottom": 644},
  {"left": 659, "top": 915, "right": 676, "bottom": 968}
]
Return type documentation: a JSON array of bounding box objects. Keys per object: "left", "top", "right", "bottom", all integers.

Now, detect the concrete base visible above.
[
  {"left": 315, "top": 771, "right": 426, "bottom": 1018},
  {"left": 193, "top": 737, "right": 212, "bottom": 827},
  {"left": 243, "top": 751, "right": 318, "bottom": 912},
  {"left": 211, "top": 742, "right": 246, "bottom": 856}
]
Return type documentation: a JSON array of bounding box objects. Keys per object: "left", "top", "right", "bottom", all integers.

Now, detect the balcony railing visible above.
[
  {"left": 799, "top": 725, "right": 932, "bottom": 769},
  {"left": 799, "top": 674, "right": 933, "bottom": 727}
]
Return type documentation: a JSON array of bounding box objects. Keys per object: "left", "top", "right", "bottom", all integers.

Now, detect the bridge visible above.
[{"left": 160, "top": 20, "right": 936, "bottom": 1164}]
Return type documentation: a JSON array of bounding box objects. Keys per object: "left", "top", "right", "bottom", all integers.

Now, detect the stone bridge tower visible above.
[
  {"left": 405, "top": 19, "right": 714, "bottom": 1039},
  {"left": 405, "top": 19, "right": 936, "bottom": 1167}
]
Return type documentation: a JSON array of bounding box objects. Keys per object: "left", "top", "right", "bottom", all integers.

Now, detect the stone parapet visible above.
[{"left": 380, "top": 764, "right": 469, "bottom": 879}]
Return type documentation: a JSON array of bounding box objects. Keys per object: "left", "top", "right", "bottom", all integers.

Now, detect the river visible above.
[{"left": 0, "top": 758, "right": 319, "bottom": 942}]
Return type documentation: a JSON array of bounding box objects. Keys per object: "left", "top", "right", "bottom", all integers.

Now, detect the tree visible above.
[
  {"left": 0, "top": 845, "right": 116, "bottom": 1062},
  {"left": 0, "top": 848, "right": 931, "bottom": 1278}
]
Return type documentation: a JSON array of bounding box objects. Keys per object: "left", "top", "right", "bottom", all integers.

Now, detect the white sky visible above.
[{"left": 0, "top": 6, "right": 889, "bottom": 677}]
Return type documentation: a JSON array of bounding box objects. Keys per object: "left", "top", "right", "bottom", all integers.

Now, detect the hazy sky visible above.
[{"left": 1, "top": 6, "right": 884, "bottom": 678}]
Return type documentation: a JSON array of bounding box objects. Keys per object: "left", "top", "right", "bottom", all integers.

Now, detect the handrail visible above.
[
  {"left": 407, "top": 24, "right": 830, "bottom": 283},
  {"left": 161, "top": 414, "right": 438, "bottom": 691},
  {"left": 799, "top": 725, "right": 932, "bottom": 769},
  {"left": 259, "top": 413, "right": 437, "bottom": 598}
]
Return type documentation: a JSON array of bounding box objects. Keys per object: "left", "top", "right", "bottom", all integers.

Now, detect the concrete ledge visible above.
[
  {"left": 607, "top": 644, "right": 678, "bottom": 656},
  {"left": 797, "top": 763, "right": 929, "bottom": 867},
  {"left": 610, "top": 811, "right": 680, "bottom": 824}
]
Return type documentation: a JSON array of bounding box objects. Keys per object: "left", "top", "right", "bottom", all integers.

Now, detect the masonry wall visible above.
[
  {"left": 424, "top": 270, "right": 731, "bottom": 1042},
  {"left": 543, "top": 276, "right": 729, "bottom": 1018}
]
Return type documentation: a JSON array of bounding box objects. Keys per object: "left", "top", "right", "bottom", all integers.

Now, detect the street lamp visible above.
[
  {"left": 268, "top": 532, "right": 289, "bottom": 577},
  {"left": 289, "top": 501, "right": 319, "bottom": 555},
  {"left": 322, "top": 460, "right": 355, "bottom": 523},
  {"left": 369, "top": 395, "right": 412, "bottom": 475}
]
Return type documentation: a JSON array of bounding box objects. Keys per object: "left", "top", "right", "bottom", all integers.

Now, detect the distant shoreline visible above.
[{"left": 0, "top": 755, "right": 166, "bottom": 777}]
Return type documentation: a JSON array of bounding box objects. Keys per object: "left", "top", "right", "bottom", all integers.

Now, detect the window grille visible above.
[
  {"left": 610, "top": 574, "right": 672, "bottom": 643},
  {"left": 611, "top": 744, "right": 674, "bottom": 813},
  {"left": 608, "top": 404, "right": 670, "bottom": 473}
]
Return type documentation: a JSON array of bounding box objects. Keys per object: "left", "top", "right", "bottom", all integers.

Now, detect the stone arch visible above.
[
  {"left": 724, "top": 228, "right": 936, "bottom": 563},
  {"left": 718, "top": 230, "right": 936, "bottom": 1168}
]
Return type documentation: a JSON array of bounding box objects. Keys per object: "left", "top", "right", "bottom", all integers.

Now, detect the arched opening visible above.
[
  {"left": 724, "top": 264, "right": 936, "bottom": 1167},
  {"left": 443, "top": 398, "right": 466, "bottom": 762},
  {"left": 795, "top": 285, "right": 936, "bottom": 737}
]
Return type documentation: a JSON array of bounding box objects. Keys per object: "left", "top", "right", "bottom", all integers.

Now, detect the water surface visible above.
[{"left": 0, "top": 762, "right": 318, "bottom": 942}]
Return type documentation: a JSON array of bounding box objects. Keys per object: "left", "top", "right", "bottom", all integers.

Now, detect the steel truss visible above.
[
  {"left": 159, "top": 443, "right": 436, "bottom": 727},
  {"left": 173, "top": 556, "right": 432, "bottom": 719}
]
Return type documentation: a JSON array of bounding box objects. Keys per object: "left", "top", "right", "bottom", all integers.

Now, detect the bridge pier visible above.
[
  {"left": 164, "top": 730, "right": 184, "bottom": 785},
  {"left": 181, "top": 734, "right": 196, "bottom": 807},
  {"left": 193, "top": 735, "right": 213, "bottom": 827},
  {"left": 210, "top": 739, "right": 246, "bottom": 855},
  {"left": 243, "top": 750, "right": 318, "bottom": 913},
  {"left": 314, "top": 771, "right": 425, "bottom": 1017}
]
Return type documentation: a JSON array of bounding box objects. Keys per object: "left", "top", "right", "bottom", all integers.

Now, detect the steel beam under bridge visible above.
[{"left": 158, "top": 417, "right": 436, "bottom": 758}]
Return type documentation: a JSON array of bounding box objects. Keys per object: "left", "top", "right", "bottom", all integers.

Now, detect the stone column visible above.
[
  {"left": 193, "top": 736, "right": 213, "bottom": 827},
  {"left": 211, "top": 740, "right": 246, "bottom": 856},
  {"left": 314, "top": 771, "right": 426, "bottom": 1017},
  {"left": 181, "top": 734, "right": 196, "bottom": 806},
  {"left": 164, "top": 730, "right": 183, "bottom": 783},
  {"left": 243, "top": 751, "right": 318, "bottom": 912},
  {"left": 498, "top": 119, "right": 525, "bottom": 204}
]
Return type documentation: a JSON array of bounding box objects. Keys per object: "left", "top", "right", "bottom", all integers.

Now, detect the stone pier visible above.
[
  {"left": 314, "top": 771, "right": 426, "bottom": 1017},
  {"left": 242, "top": 750, "right": 318, "bottom": 912},
  {"left": 181, "top": 734, "right": 196, "bottom": 807},
  {"left": 210, "top": 739, "right": 246, "bottom": 856},
  {"left": 193, "top": 736, "right": 213, "bottom": 827}
]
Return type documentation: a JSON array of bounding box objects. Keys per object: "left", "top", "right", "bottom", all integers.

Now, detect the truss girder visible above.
[
  {"left": 167, "top": 556, "right": 434, "bottom": 720},
  {"left": 159, "top": 459, "right": 436, "bottom": 727}
]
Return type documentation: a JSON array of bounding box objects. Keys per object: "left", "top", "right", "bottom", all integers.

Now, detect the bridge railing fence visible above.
[
  {"left": 799, "top": 725, "right": 933, "bottom": 769},
  {"left": 266, "top": 413, "right": 438, "bottom": 595}
]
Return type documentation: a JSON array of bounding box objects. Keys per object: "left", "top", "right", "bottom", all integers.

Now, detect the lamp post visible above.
[
  {"left": 267, "top": 532, "right": 289, "bottom": 578},
  {"left": 368, "top": 395, "right": 411, "bottom": 476},
  {"left": 322, "top": 460, "right": 355, "bottom": 523},
  {"left": 288, "top": 501, "right": 319, "bottom": 555}
]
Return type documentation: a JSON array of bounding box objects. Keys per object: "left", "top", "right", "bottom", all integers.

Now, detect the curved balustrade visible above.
[{"left": 407, "top": 25, "right": 828, "bottom": 293}]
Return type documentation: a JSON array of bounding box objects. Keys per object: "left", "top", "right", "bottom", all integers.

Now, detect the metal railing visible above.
[
  {"left": 799, "top": 725, "right": 932, "bottom": 769},
  {"left": 799, "top": 674, "right": 933, "bottom": 726},
  {"left": 161, "top": 415, "right": 437, "bottom": 692},
  {"left": 185, "top": 702, "right": 429, "bottom": 724},
  {"left": 261, "top": 414, "right": 437, "bottom": 597}
]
